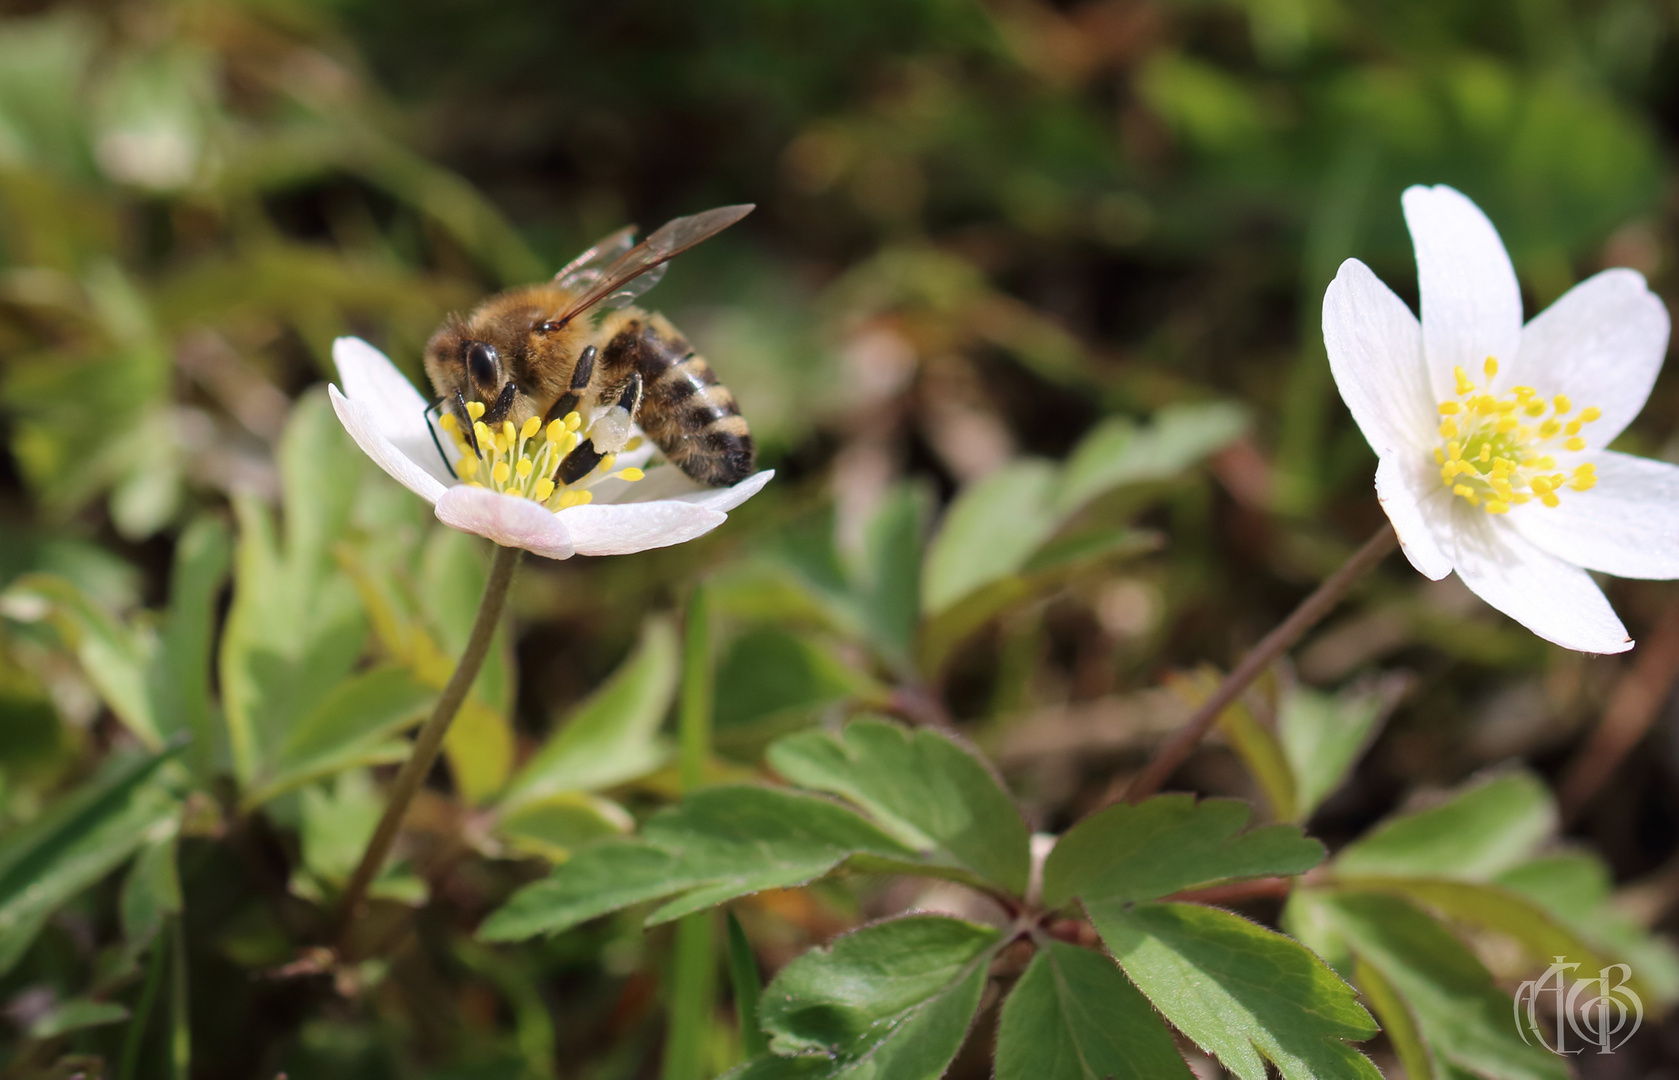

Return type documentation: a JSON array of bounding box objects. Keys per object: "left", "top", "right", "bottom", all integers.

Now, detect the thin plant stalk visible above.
[
  {"left": 1124, "top": 522, "right": 1397, "bottom": 803},
  {"left": 662, "top": 587, "right": 718, "bottom": 1080},
  {"left": 336, "top": 542, "right": 521, "bottom": 946}
]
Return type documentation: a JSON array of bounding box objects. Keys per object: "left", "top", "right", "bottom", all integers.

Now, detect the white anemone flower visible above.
[
  {"left": 328, "top": 336, "right": 772, "bottom": 560},
  {"left": 1325, "top": 184, "right": 1676, "bottom": 654}
]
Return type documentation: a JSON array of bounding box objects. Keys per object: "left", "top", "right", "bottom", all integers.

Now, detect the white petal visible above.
[
  {"left": 597, "top": 467, "right": 775, "bottom": 513},
  {"left": 559, "top": 501, "right": 728, "bottom": 557},
  {"left": 332, "top": 336, "right": 457, "bottom": 487},
  {"left": 1450, "top": 505, "right": 1632, "bottom": 654},
  {"left": 1323, "top": 258, "right": 1434, "bottom": 455},
  {"left": 1509, "top": 450, "right": 1679, "bottom": 580},
  {"left": 329, "top": 385, "right": 447, "bottom": 505},
  {"left": 1513, "top": 269, "right": 1669, "bottom": 447},
  {"left": 1402, "top": 185, "right": 1522, "bottom": 399},
  {"left": 1375, "top": 454, "right": 1454, "bottom": 580},
  {"left": 434, "top": 486, "right": 575, "bottom": 560}
]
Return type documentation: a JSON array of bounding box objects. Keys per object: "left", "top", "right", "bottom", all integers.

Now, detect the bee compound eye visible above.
[{"left": 464, "top": 341, "right": 500, "bottom": 387}]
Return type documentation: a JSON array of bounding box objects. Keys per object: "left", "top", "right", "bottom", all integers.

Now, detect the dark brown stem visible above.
[
  {"left": 1124, "top": 522, "right": 1397, "bottom": 803},
  {"left": 334, "top": 542, "right": 521, "bottom": 949}
]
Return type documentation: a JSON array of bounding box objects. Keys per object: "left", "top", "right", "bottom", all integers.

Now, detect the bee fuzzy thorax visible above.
[{"left": 439, "top": 400, "right": 647, "bottom": 511}]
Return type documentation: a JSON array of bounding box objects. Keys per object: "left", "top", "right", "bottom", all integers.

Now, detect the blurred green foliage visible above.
[{"left": 1, "top": 0, "right": 1678, "bottom": 1076}]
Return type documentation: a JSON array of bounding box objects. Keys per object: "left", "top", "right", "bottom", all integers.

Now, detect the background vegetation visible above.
[{"left": 1, "top": 0, "right": 1678, "bottom": 1076}]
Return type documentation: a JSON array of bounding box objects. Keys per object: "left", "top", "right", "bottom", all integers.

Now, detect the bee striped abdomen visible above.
[{"left": 597, "top": 311, "right": 755, "bottom": 487}]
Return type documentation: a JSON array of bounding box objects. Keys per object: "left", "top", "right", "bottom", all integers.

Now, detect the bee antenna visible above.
[
  {"left": 423, "top": 397, "right": 459, "bottom": 480},
  {"left": 455, "top": 389, "right": 483, "bottom": 457}
]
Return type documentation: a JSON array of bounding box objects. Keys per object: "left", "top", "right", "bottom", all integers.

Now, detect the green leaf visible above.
[
  {"left": 768, "top": 717, "right": 1031, "bottom": 894},
  {"left": 1053, "top": 402, "right": 1247, "bottom": 515},
  {"left": 0, "top": 746, "right": 181, "bottom": 977},
  {"left": 1279, "top": 680, "right": 1400, "bottom": 821},
  {"left": 501, "top": 618, "right": 678, "bottom": 812},
  {"left": 294, "top": 771, "right": 426, "bottom": 904},
  {"left": 1313, "top": 891, "right": 1569, "bottom": 1080},
  {"left": 156, "top": 515, "right": 230, "bottom": 780},
  {"left": 727, "top": 911, "right": 768, "bottom": 1058},
  {"left": 752, "top": 915, "right": 1001, "bottom": 1080},
  {"left": 495, "top": 792, "right": 632, "bottom": 861},
  {"left": 1044, "top": 795, "right": 1323, "bottom": 908},
  {"left": 243, "top": 665, "right": 435, "bottom": 808},
  {"left": 480, "top": 785, "right": 915, "bottom": 941},
  {"left": 922, "top": 459, "right": 1059, "bottom": 614},
  {"left": 29, "top": 998, "right": 130, "bottom": 1039},
  {"left": 996, "top": 940, "right": 1192, "bottom": 1080},
  {"left": 1332, "top": 772, "right": 1553, "bottom": 880},
  {"left": 220, "top": 390, "right": 368, "bottom": 786},
  {"left": 1168, "top": 668, "right": 1295, "bottom": 821},
  {"left": 1495, "top": 853, "right": 1679, "bottom": 1002},
  {"left": 851, "top": 483, "right": 928, "bottom": 668},
  {"left": 713, "top": 626, "right": 868, "bottom": 737},
  {"left": 120, "top": 833, "right": 181, "bottom": 951},
  {"left": 1092, "top": 902, "right": 1379, "bottom": 1080}
]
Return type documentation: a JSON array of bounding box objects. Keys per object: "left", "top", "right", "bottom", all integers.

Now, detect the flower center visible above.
[
  {"left": 438, "top": 401, "right": 644, "bottom": 510},
  {"left": 1433, "top": 357, "right": 1599, "bottom": 515}
]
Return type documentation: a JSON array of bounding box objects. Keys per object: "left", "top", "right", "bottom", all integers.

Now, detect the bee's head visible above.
[{"left": 424, "top": 318, "right": 511, "bottom": 422}]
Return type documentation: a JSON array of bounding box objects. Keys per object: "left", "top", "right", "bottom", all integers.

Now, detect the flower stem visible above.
[
  {"left": 1124, "top": 522, "right": 1397, "bottom": 803},
  {"left": 335, "top": 542, "right": 521, "bottom": 949}
]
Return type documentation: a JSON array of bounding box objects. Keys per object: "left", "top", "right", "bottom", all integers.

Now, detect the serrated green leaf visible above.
[
  {"left": 1332, "top": 772, "right": 1553, "bottom": 880},
  {"left": 1092, "top": 901, "right": 1379, "bottom": 1080},
  {"left": 768, "top": 717, "right": 1030, "bottom": 894},
  {"left": 996, "top": 940, "right": 1192, "bottom": 1080},
  {"left": 501, "top": 619, "right": 678, "bottom": 812},
  {"left": 922, "top": 459, "right": 1060, "bottom": 614},
  {"left": 1052, "top": 402, "right": 1247, "bottom": 516},
  {"left": 1314, "top": 891, "right": 1570, "bottom": 1080},
  {"left": 1044, "top": 795, "right": 1323, "bottom": 908},
  {"left": 1279, "top": 680, "right": 1399, "bottom": 821},
  {"left": 1496, "top": 853, "right": 1679, "bottom": 1002},
  {"left": 754, "top": 915, "right": 1000, "bottom": 1080},
  {"left": 479, "top": 785, "right": 915, "bottom": 941},
  {"left": 0, "top": 746, "right": 181, "bottom": 977}
]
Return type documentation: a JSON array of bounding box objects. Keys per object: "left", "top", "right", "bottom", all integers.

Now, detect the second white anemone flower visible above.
[
  {"left": 328, "top": 336, "right": 772, "bottom": 559},
  {"left": 1325, "top": 184, "right": 1676, "bottom": 654}
]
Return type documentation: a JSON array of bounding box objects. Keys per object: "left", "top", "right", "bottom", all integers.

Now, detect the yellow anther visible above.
[
  {"left": 556, "top": 489, "right": 595, "bottom": 509},
  {"left": 1440, "top": 419, "right": 1458, "bottom": 438},
  {"left": 1484, "top": 356, "right": 1498, "bottom": 378},
  {"left": 1579, "top": 406, "right": 1602, "bottom": 423},
  {"left": 1478, "top": 444, "right": 1491, "bottom": 462},
  {"left": 1572, "top": 473, "right": 1596, "bottom": 491},
  {"left": 596, "top": 454, "right": 616, "bottom": 475},
  {"left": 1551, "top": 473, "right": 1567, "bottom": 487},
  {"left": 1475, "top": 396, "right": 1497, "bottom": 415},
  {"left": 1531, "top": 475, "right": 1552, "bottom": 495},
  {"left": 1537, "top": 456, "right": 1556, "bottom": 469},
  {"left": 1447, "top": 441, "right": 1462, "bottom": 460},
  {"left": 1454, "top": 366, "right": 1475, "bottom": 395},
  {"left": 1539, "top": 420, "right": 1560, "bottom": 439},
  {"left": 1574, "top": 461, "right": 1596, "bottom": 475},
  {"left": 1433, "top": 448, "right": 1446, "bottom": 464},
  {"left": 474, "top": 421, "right": 492, "bottom": 448},
  {"left": 439, "top": 413, "right": 458, "bottom": 432},
  {"left": 466, "top": 401, "right": 486, "bottom": 420},
  {"left": 1553, "top": 394, "right": 1572, "bottom": 415},
  {"left": 516, "top": 458, "right": 533, "bottom": 479},
  {"left": 1513, "top": 386, "right": 1536, "bottom": 400},
  {"left": 1439, "top": 401, "right": 1462, "bottom": 415},
  {"left": 1565, "top": 420, "right": 1582, "bottom": 436},
  {"left": 1494, "top": 399, "right": 1516, "bottom": 414},
  {"left": 560, "top": 432, "right": 581, "bottom": 455},
  {"left": 467, "top": 480, "right": 484, "bottom": 488},
  {"left": 1496, "top": 416, "right": 1518, "bottom": 434},
  {"left": 492, "top": 461, "right": 511, "bottom": 484},
  {"left": 1541, "top": 493, "right": 1560, "bottom": 508},
  {"left": 1453, "top": 484, "right": 1475, "bottom": 499},
  {"left": 619, "top": 467, "right": 644, "bottom": 481},
  {"left": 1486, "top": 500, "right": 1510, "bottom": 514},
  {"left": 533, "top": 478, "right": 556, "bottom": 503},
  {"left": 625, "top": 436, "right": 644, "bottom": 451},
  {"left": 564, "top": 411, "right": 583, "bottom": 431},
  {"left": 1564, "top": 436, "right": 1586, "bottom": 452},
  {"left": 520, "top": 416, "right": 542, "bottom": 440},
  {"left": 1525, "top": 401, "right": 1547, "bottom": 417},
  {"left": 502, "top": 420, "right": 517, "bottom": 444},
  {"left": 1512, "top": 493, "right": 1531, "bottom": 504},
  {"left": 456, "top": 456, "right": 479, "bottom": 479}
]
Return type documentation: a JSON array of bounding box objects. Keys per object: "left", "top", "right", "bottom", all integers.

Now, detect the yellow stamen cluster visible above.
[
  {"left": 437, "top": 403, "right": 645, "bottom": 511},
  {"left": 1433, "top": 357, "right": 1599, "bottom": 514}
]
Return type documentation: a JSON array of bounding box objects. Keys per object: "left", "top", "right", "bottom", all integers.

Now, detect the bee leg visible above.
[
  {"left": 614, "top": 370, "right": 643, "bottom": 416},
  {"left": 543, "top": 345, "right": 597, "bottom": 424},
  {"left": 555, "top": 439, "right": 604, "bottom": 485},
  {"left": 455, "top": 389, "right": 484, "bottom": 457},
  {"left": 423, "top": 396, "right": 458, "bottom": 480},
  {"left": 484, "top": 380, "right": 519, "bottom": 425}
]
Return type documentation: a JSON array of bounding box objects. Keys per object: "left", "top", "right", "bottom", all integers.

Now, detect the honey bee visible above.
[{"left": 423, "top": 204, "right": 755, "bottom": 488}]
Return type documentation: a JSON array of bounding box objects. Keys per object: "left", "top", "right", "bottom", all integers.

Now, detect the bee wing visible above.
[
  {"left": 549, "top": 204, "right": 754, "bottom": 327},
  {"left": 554, "top": 226, "right": 637, "bottom": 291}
]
